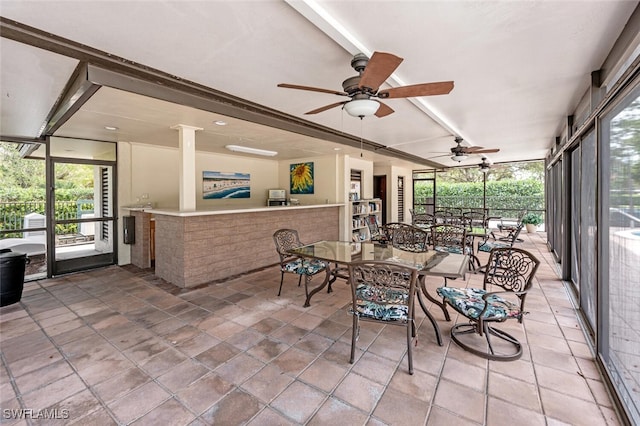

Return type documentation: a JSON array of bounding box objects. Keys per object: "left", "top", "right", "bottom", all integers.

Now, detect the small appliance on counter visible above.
[{"left": 267, "top": 189, "right": 287, "bottom": 206}]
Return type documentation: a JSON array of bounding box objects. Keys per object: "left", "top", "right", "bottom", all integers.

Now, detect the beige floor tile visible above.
[
  {"left": 92, "top": 367, "right": 151, "bottom": 403},
  {"left": 387, "top": 368, "right": 438, "bottom": 402},
  {"left": 130, "top": 397, "right": 195, "bottom": 426},
  {"left": 156, "top": 359, "right": 210, "bottom": 392},
  {"left": 270, "top": 380, "right": 327, "bottom": 423},
  {"left": 200, "top": 388, "right": 263, "bottom": 424},
  {"left": 247, "top": 407, "right": 297, "bottom": 425},
  {"left": 426, "top": 405, "right": 481, "bottom": 425},
  {"left": 214, "top": 352, "right": 265, "bottom": 385},
  {"left": 21, "top": 374, "right": 87, "bottom": 412},
  {"left": 333, "top": 372, "right": 385, "bottom": 413},
  {"left": 308, "top": 397, "right": 368, "bottom": 425},
  {"left": 433, "top": 379, "right": 485, "bottom": 424},
  {"left": 108, "top": 381, "right": 170, "bottom": 424},
  {"left": 373, "top": 387, "right": 430, "bottom": 426},
  {"left": 488, "top": 371, "right": 541, "bottom": 412},
  {"left": 440, "top": 357, "right": 487, "bottom": 392},
  {"left": 487, "top": 396, "right": 546, "bottom": 425},
  {"left": 13, "top": 359, "right": 74, "bottom": 395},
  {"left": 176, "top": 373, "right": 234, "bottom": 415},
  {"left": 351, "top": 351, "right": 398, "bottom": 385},
  {"left": 298, "top": 357, "right": 348, "bottom": 393},
  {"left": 270, "top": 347, "right": 317, "bottom": 377},
  {"left": 535, "top": 364, "right": 593, "bottom": 401},
  {"left": 246, "top": 337, "right": 290, "bottom": 362},
  {"left": 539, "top": 387, "right": 607, "bottom": 426},
  {"left": 241, "top": 364, "right": 295, "bottom": 403},
  {"left": 194, "top": 342, "right": 241, "bottom": 369}
]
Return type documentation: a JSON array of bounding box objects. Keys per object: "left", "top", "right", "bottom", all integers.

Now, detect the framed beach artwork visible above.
[
  {"left": 290, "top": 162, "right": 314, "bottom": 194},
  {"left": 203, "top": 171, "right": 250, "bottom": 199}
]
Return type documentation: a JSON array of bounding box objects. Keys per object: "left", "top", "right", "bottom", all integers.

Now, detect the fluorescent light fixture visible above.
[
  {"left": 451, "top": 154, "right": 468, "bottom": 162},
  {"left": 214, "top": 120, "right": 227, "bottom": 126},
  {"left": 104, "top": 126, "right": 118, "bottom": 131},
  {"left": 344, "top": 99, "right": 379, "bottom": 117},
  {"left": 225, "top": 145, "right": 277, "bottom": 157}
]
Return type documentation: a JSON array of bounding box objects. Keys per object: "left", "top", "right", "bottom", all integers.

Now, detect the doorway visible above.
[
  {"left": 373, "top": 175, "right": 387, "bottom": 224},
  {"left": 49, "top": 159, "right": 117, "bottom": 275}
]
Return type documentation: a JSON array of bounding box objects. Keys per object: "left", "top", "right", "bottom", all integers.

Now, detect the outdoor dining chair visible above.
[
  {"left": 390, "top": 223, "right": 429, "bottom": 253},
  {"left": 347, "top": 260, "right": 419, "bottom": 374},
  {"left": 437, "top": 247, "right": 540, "bottom": 361},
  {"left": 272, "top": 229, "right": 329, "bottom": 299}
]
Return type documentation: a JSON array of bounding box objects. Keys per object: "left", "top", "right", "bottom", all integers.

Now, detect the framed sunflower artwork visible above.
[{"left": 290, "top": 162, "right": 314, "bottom": 194}]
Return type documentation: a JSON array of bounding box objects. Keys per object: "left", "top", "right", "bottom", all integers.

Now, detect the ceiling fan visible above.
[
  {"left": 447, "top": 137, "right": 500, "bottom": 162},
  {"left": 277, "top": 51, "right": 454, "bottom": 118},
  {"left": 479, "top": 157, "right": 492, "bottom": 173}
]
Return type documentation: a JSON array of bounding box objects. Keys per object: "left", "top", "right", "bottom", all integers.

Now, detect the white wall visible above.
[{"left": 373, "top": 163, "right": 414, "bottom": 223}]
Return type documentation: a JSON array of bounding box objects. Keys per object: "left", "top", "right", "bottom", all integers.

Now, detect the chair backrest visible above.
[
  {"left": 412, "top": 213, "right": 434, "bottom": 227},
  {"left": 272, "top": 229, "right": 303, "bottom": 261},
  {"left": 380, "top": 222, "right": 404, "bottom": 242},
  {"left": 430, "top": 224, "right": 468, "bottom": 254},
  {"left": 390, "top": 223, "right": 429, "bottom": 252},
  {"left": 462, "top": 210, "right": 485, "bottom": 229},
  {"left": 483, "top": 247, "right": 540, "bottom": 296},
  {"left": 348, "top": 260, "right": 418, "bottom": 320},
  {"left": 503, "top": 223, "right": 525, "bottom": 246}
]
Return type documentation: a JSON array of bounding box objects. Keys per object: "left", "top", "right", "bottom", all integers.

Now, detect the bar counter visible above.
[{"left": 127, "top": 204, "right": 342, "bottom": 288}]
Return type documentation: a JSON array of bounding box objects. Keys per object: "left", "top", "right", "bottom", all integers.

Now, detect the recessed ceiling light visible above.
[
  {"left": 104, "top": 126, "right": 118, "bottom": 131},
  {"left": 214, "top": 120, "right": 227, "bottom": 126},
  {"left": 334, "top": 147, "right": 342, "bottom": 151}
]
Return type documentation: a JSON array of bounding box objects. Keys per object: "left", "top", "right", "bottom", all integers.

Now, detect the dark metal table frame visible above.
[{"left": 288, "top": 241, "right": 468, "bottom": 345}]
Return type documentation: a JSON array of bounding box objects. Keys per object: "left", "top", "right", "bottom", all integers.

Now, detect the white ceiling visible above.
[{"left": 0, "top": 1, "right": 637, "bottom": 168}]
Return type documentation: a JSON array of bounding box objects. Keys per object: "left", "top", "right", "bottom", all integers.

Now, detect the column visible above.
[{"left": 171, "top": 124, "right": 202, "bottom": 211}]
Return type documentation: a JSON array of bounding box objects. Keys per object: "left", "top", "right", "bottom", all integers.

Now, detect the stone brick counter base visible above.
[{"left": 153, "top": 207, "right": 340, "bottom": 288}]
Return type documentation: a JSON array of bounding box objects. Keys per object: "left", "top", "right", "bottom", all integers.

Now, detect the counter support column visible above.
[{"left": 171, "top": 124, "right": 202, "bottom": 211}]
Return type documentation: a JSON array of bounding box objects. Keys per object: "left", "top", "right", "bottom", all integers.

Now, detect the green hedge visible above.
[{"left": 414, "top": 179, "right": 544, "bottom": 217}]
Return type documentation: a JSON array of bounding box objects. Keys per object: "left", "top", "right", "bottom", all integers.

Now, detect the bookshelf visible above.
[{"left": 351, "top": 198, "right": 382, "bottom": 242}]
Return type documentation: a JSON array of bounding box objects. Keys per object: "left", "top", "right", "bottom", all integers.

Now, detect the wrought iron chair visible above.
[
  {"left": 477, "top": 223, "right": 524, "bottom": 253},
  {"left": 272, "top": 229, "right": 328, "bottom": 298},
  {"left": 347, "top": 260, "right": 419, "bottom": 374},
  {"left": 390, "top": 223, "right": 429, "bottom": 253},
  {"left": 496, "top": 210, "right": 527, "bottom": 242},
  {"left": 412, "top": 212, "right": 435, "bottom": 228},
  {"left": 379, "top": 222, "right": 404, "bottom": 244},
  {"left": 437, "top": 247, "right": 540, "bottom": 360}
]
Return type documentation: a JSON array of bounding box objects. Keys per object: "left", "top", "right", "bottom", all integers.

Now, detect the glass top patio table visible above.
[
  {"left": 289, "top": 240, "right": 467, "bottom": 277},
  {"left": 289, "top": 241, "right": 467, "bottom": 345}
]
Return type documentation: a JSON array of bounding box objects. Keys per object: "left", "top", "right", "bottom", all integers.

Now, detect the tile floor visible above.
[{"left": 0, "top": 232, "right": 623, "bottom": 425}]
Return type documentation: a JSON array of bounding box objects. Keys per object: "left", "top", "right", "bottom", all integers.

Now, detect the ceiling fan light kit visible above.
[
  {"left": 451, "top": 154, "right": 468, "bottom": 162},
  {"left": 344, "top": 99, "right": 380, "bottom": 117},
  {"left": 225, "top": 145, "right": 278, "bottom": 157}
]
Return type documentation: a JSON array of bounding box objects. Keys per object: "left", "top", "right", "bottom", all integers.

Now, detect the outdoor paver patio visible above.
[{"left": 0, "top": 233, "right": 622, "bottom": 425}]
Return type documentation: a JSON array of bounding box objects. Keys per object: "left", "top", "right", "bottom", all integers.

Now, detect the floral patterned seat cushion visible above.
[
  {"left": 477, "top": 241, "right": 511, "bottom": 252},
  {"left": 281, "top": 258, "right": 327, "bottom": 275},
  {"left": 435, "top": 245, "right": 472, "bottom": 255},
  {"left": 436, "top": 287, "right": 521, "bottom": 321},
  {"left": 352, "top": 284, "right": 409, "bottom": 322}
]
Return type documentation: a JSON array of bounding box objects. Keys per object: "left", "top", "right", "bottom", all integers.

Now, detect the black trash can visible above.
[{"left": 0, "top": 249, "right": 29, "bottom": 307}]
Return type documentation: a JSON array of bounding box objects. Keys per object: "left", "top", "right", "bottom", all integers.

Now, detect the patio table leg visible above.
[
  {"left": 303, "top": 263, "right": 332, "bottom": 307},
  {"left": 418, "top": 275, "right": 451, "bottom": 322},
  {"left": 416, "top": 290, "right": 443, "bottom": 346}
]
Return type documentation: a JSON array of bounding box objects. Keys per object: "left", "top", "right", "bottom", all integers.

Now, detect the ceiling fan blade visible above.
[
  {"left": 463, "top": 146, "right": 485, "bottom": 152},
  {"left": 472, "top": 148, "right": 501, "bottom": 154},
  {"left": 278, "top": 83, "right": 347, "bottom": 96},
  {"left": 375, "top": 101, "right": 394, "bottom": 118},
  {"left": 378, "top": 81, "right": 454, "bottom": 99},
  {"left": 358, "top": 52, "right": 403, "bottom": 92},
  {"left": 305, "top": 101, "right": 348, "bottom": 115}
]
